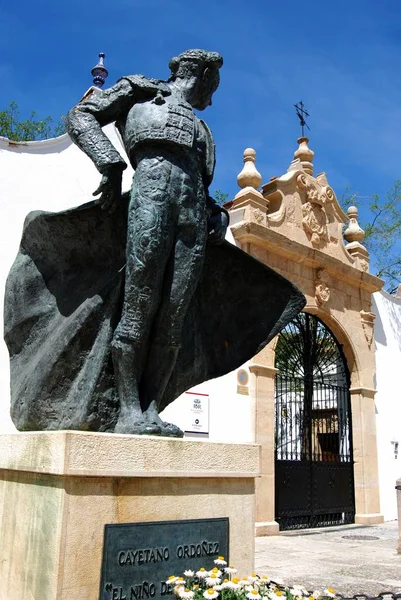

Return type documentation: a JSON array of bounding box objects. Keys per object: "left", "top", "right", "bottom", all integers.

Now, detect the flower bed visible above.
[{"left": 166, "top": 557, "right": 337, "bottom": 600}]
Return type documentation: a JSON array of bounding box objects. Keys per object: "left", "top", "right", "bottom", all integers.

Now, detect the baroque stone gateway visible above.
[{"left": 4, "top": 49, "right": 306, "bottom": 436}]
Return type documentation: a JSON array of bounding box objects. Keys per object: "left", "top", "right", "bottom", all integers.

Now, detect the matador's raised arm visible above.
[{"left": 66, "top": 76, "right": 170, "bottom": 175}]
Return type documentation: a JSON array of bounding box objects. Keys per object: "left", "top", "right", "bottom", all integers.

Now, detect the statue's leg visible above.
[
  {"left": 112, "top": 158, "right": 175, "bottom": 434},
  {"left": 141, "top": 176, "right": 208, "bottom": 436}
]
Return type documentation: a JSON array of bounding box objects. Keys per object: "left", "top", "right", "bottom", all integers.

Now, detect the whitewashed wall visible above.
[
  {"left": 372, "top": 291, "right": 401, "bottom": 521},
  {"left": 161, "top": 367, "right": 255, "bottom": 444}
]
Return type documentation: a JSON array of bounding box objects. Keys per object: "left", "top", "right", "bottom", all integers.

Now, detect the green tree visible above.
[
  {"left": 213, "top": 190, "right": 229, "bottom": 206},
  {"left": 341, "top": 182, "right": 401, "bottom": 294},
  {"left": 0, "top": 101, "right": 65, "bottom": 142}
]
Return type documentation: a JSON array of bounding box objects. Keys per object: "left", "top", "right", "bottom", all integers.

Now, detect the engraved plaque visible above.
[{"left": 99, "top": 518, "right": 229, "bottom": 600}]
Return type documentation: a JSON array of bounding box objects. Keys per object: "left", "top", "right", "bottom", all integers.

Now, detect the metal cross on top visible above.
[{"left": 294, "top": 101, "right": 310, "bottom": 137}]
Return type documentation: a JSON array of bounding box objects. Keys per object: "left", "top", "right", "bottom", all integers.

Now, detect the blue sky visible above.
[{"left": 1, "top": 0, "right": 401, "bottom": 217}]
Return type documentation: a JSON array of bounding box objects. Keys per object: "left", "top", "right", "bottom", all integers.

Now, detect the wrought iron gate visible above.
[{"left": 274, "top": 313, "right": 355, "bottom": 530}]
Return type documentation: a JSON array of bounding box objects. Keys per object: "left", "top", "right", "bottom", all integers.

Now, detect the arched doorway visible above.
[{"left": 274, "top": 312, "right": 355, "bottom": 530}]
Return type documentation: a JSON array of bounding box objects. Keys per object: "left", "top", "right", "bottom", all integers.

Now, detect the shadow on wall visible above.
[
  {"left": 386, "top": 299, "right": 401, "bottom": 353},
  {"left": 372, "top": 295, "right": 387, "bottom": 347}
]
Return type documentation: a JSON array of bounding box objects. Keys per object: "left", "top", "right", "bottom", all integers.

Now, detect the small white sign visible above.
[{"left": 184, "top": 392, "right": 209, "bottom": 434}]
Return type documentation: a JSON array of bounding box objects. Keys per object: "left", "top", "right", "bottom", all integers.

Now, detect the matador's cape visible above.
[{"left": 4, "top": 195, "right": 305, "bottom": 431}]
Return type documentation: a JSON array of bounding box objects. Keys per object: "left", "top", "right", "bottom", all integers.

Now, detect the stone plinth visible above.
[{"left": 0, "top": 431, "right": 260, "bottom": 600}]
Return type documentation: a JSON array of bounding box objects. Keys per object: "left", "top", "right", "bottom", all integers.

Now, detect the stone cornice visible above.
[
  {"left": 249, "top": 364, "right": 278, "bottom": 376},
  {"left": 231, "top": 221, "right": 383, "bottom": 294},
  {"left": 349, "top": 387, "right": 377, "bottom": 398}
]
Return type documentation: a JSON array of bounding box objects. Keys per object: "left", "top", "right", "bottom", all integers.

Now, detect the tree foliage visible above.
[
  {"left": 214, "top": 190, "right": 229, "bottom": 206},
  {"left": 341, "top": 182, "right": 401, "bottom": 294},
  {"left": 0, "top": 101, "right": 65, "bottom": 142}
]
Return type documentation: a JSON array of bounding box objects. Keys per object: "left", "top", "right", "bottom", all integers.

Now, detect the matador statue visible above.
[{"left": 4, "top": 50, "right": 305, "bottom": 436}]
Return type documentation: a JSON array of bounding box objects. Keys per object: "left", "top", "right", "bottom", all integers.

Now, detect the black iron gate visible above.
[{"left": 274, "top": 313, "right": 355, "bottom": 530}]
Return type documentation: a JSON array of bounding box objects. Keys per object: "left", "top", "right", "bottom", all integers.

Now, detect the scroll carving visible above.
[{"left": 315, "top": 269, "right": 331, "bottom": 307}]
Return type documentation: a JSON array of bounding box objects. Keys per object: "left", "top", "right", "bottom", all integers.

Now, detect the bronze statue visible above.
[
  {"left": 4, "top": 50, "right": 306, "bottom": 436},
  {"left": 66, "top": 49, "right": 227, "bottom": 436}
]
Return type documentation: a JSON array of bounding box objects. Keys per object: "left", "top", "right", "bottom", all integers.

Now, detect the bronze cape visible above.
[{"left": 5, "top": 195, "right": 306, "bottom": 432}]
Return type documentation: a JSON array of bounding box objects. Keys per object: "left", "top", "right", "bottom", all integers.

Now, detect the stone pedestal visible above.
[
  {"left": 249, "top": 361, "right": 280, "bottom": 537},
  {"left": 0, "top": 432, "right": 260, "bottom": 600}
]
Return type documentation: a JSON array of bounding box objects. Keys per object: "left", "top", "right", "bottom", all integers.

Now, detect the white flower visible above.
[
  {"left": 224, "top": 566, "right": 238, "bottom": 575},
  {"left": 247, "top": 590, "right": 262, "bottom": 600},
  {"left": 323, "top": 589, "right": 336, "bottom": 598},
  {"left": 197, "top": 568, "right": 209, "bottom": 579},
  {"left": 248, "top": 575, "right": 260, "bottom": 584},
  {"left": 240, "top": 578, "right": 251, "bottom": 587},
  {"left": 206, "top": 575, "right": 221, "bottom": 587},
  {"left": 184, "top": 570, "right": 194, "bottom": 578},
  {"left": 214, "top": 556, "right": 227, "bottom": 566},
  {"left": 173, "top": 577, "right": 186, "bottom": 594},
  {"left": 225, "top": 581, "right": 241, "bottom": 590},
  {"left": 179, "top": 589, "right": 195, "bottom": 600},
  {"left": 166, "top": 576, "right": 178, "bottom": 585},
  {"left": 203, "top": 590, "right": 219, "bottom": 600},
  {"left": 209, "top": 568, "right": 222, "bottom": 578}
]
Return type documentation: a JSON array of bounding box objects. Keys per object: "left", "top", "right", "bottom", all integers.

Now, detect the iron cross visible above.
[{"left": 294, "top": 101, "right": 310, "bottom": 137}]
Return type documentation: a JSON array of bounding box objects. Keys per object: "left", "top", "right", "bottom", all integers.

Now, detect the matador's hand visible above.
[
  {"left": 93, "top": 168, "right": 123, "bottom": 214},
  {"left": 208, "top": 210, "right": 229, "bottom": 245}
]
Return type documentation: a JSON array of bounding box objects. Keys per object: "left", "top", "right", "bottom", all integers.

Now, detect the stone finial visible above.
[
  {"left": 344, "top": 205, "right": 369, "bottom": 271},
  {"left": 294, "top": 137, "right": 314, "bottom": 176},
  {"left": 344, "top": 206, "right": 365, "bottom": 243},
  {"left": 91, "top": 53, "right": 108, "bottom": 88},
  {"left": 237, "top": 148, "right": 262, "bottom": 191}
]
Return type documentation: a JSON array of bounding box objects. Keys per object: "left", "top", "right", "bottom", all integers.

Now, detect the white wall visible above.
[
  {"left": 372, "top": 291, "right": 401, "bottom": 521},
  {"left": 160, "top": 366, "right": 255, "bottom": 443},
  {"left": 0, "top": 127, "right": 133, "bottom": 432}
]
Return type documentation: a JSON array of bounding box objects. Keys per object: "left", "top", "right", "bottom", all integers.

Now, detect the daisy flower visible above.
[
  {"left": 224, "top": 566, "right": 238, "bottom": 575},
  {"left": 247, "top": 590, "right": 261, "bottom": 600},
  {"left": 206, "top": 575, "right": 222, "bottom": 587},
  {"left": 210, "top": 568, "right": 223, "bottom": 577},
  {"left": 184, "top": 570, "right": 194, "bottom": 578},
  {"left": 225, "top": 581, "right": 242, "bottom": 591},
  {"left": 197, "top": 568, "right": 209, "bottom": 579},
  {"left": 214, "top": 556, "right": 227, "bottom": 566},
  {"left": 323, "top": 589, "right": 336, "bottom": 598},
  {"left": 203, "top": 590, "right": 219, "bottom": 600},
  {"left": 179, "top": 589, "right": 194, "bottom": 600}
]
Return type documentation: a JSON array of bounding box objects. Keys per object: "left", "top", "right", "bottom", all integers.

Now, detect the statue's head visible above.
[{"left": 168, "top": 49, "right": 223, "bottom": 110}]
